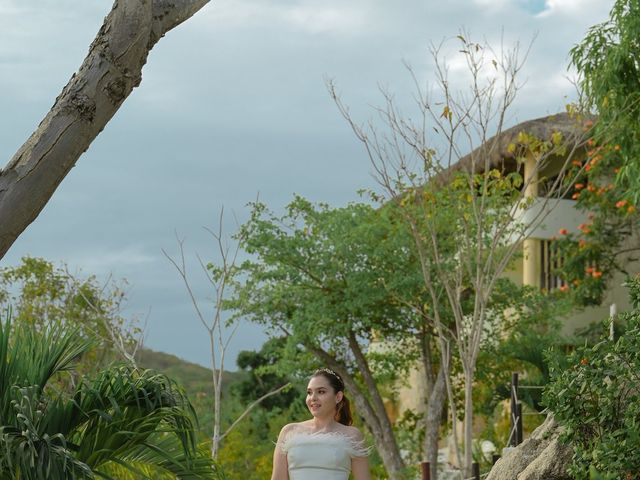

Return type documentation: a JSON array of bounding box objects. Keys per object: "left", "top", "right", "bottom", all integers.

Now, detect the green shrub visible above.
[{"left": 544, "top": 275, "right": 640, "bottom": 480}]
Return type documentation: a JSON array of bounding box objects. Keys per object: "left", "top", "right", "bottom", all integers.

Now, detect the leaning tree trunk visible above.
[{"left": 0, "top": 0, "right": 209, "bottom": 260}]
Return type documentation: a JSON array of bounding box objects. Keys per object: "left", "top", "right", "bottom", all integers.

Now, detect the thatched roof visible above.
[{"left": 441, "top": 112, "right": 589, "bottom": 179}]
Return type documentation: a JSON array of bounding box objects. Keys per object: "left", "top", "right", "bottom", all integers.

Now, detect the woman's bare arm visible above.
[
  {"left": 350, "top": 427, "right": 371, "bottom": 480},
  {"left": 352, "top": 456, "right": 371, "bottom": 480},
  {"left": 271, "top": 425, "right": 291, "bottom": 480}
]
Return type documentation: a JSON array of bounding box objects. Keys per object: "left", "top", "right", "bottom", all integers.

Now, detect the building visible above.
[{"left": 395, "top": 112, "right": 639, "bottom": 416}]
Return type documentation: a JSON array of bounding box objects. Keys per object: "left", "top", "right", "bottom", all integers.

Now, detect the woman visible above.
[{"left": 271, "top": 368, "right": 371, "bottom": 480}]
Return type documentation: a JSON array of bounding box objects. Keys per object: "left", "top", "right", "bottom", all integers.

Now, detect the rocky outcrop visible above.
[{"left": 485, "top": 415, "right": 573, "bottom": 480}]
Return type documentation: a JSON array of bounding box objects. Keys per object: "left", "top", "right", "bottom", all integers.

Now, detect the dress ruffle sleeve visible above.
[{"left": 277, "top": 429, "right": 371, "bottom": 457}]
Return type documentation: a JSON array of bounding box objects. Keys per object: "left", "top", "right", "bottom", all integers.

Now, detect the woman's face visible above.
[{"left": 306, "top": 375, "right": 343, "bottom": 419}]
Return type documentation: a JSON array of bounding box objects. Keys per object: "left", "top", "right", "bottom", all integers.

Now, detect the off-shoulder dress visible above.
[{"left": 278, "top": 429, "right": 370, "bottom": 480}]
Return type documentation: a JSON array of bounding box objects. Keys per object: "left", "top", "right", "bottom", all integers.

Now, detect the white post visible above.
[{"left": 610, "top": 303, "right": 617, "bottom": 341}]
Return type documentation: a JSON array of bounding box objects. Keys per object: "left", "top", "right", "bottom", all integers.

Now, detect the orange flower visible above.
[
  {"left": 616, "top": 200, "right": 628, "bottom": 208},
  {"left": 579, "top": 223, "right": 590, "bottom": 234},
  {"left": 580, "top": 358, "right": 588, "bottom": 366},
  {"left": 614, "top": 145, "right": 621, "bottom": 151},
  {"left": 559, "top": 284, "right": 570, "bottom": 292},
  {"left": 628, "top": 205, "right": 636, "bottom": 214},
  {"left": 559, "top": 228, "right": 569, "bottom": 235},
  {"left": 572, "top": 160, "right": 582, "bottom": 167},
  {"left": 587, "top": 184, "right": 596, "bottom": 192},
  {"left": 585, "top": 164, "right": 592, "bottom": 172},
  {"left": 572, "top": 192, "right": 581, "bottom": 200},
  {"left": 579, "top": 239, "right": 587, "bottom": 249},
  {"left": 614, "top": 167, "right": 620, "bottom": 174},
  {"left": 593, "top": 271, "right": 603, "bottom": 278},
  {"left": 574, "top": 183, "right": 585, "bottom": 190},
  {"left": 585, "top": 266, "right": 594, "bottom": 274}
]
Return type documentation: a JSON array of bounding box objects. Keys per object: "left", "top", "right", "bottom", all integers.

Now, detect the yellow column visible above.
[{"left": 522, "top": 156, "right": 539, "bottom": 287}]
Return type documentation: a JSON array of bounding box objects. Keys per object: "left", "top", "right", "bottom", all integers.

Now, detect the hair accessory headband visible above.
[{"left": 318, "top": 367, "right": 342, "bottom": 382}]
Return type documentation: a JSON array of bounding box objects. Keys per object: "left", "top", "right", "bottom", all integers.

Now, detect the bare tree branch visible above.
[{"left": 219, "top": 382, "right": 292, "bottom": 441}]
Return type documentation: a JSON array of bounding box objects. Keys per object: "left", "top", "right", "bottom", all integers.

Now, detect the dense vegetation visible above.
[
  {"left": 0, "top": 316, "right": 221, "bottom": 479},
  {"left": 136, "top": 348, "right": 243, "bottom": 441},
  {"left": 545, "top": 277, "right": 640, "bottom": 479}
]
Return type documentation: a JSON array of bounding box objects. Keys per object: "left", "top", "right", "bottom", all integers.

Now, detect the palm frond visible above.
[
  {"left": 0, "top": 315, "right": 95, "bottom": 480},
  {"left": 0, "top": 312, "right": 219, "bottom": 479},
  {"left": 98, "top": 435, "right": 226, "bottom": 479}
]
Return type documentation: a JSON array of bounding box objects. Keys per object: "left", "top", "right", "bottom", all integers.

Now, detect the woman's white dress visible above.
[{"left": 279, "top": 430, "right": 369, "bottom": 480}]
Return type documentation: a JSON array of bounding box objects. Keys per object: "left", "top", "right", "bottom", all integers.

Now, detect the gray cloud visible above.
[{"left": 1, "top": 0, "right": 615, "bottom": 368}]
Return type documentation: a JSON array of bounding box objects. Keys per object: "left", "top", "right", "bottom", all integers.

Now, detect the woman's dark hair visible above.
[{"left": 312, "top": 368, "right": 353, "bottom": 426}]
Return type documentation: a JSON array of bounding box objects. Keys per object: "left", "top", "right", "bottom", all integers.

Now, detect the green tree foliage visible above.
[
  {"left": 557, "top": 0, "right": 640, "bottom": 304},
  {"left": 571, "top": 0, "right": 640, "bottom": 201},
  {"left": 0, "top": 256, "right": 139, "bottom": 371},
  {"left": 472, "top": 284, "right": 573, "bottom": 457},
  {"left": 216, "top": 398, "right": 307, "bottom": 480},
  {"left": 544, "top": 275, "right": 640, "bottom": 479},
  {"left": 329, "top": 32, "right": 587, "bottom": 473},
  {"left": 0, "top": 315, "right": 221, "bottom": 480},
  {"left": 553, "top": 129, "right": 638, "bottom": 305},
  {"left": 231, "top": 193, "right": 552, "bottom": 478},
  {"left": 475, "top": 284, "right": 571, "bottom": 415},
  {"left": 233, "top": 337, "right": 297, "bottom": 411},
  {"left": 384, "top": 166, "right": 547, "bottom": 472},
  {"left": 215, "top": 339, "right": 304, "bottom": 480},
  {"left": 135, "top": 348, "right": 242, "bottom": 442},
  {"left": 231, "top": 196, "right": 426, "bottom": 477}
]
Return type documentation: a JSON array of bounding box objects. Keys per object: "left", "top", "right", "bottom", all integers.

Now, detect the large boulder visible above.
[{"left": 485, "top": 415, "right": 572, "bottom": 480}]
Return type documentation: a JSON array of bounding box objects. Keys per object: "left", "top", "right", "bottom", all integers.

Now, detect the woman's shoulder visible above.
[
  {"left": 335, "top": 424, "right": 364, "bottom": 441},
  {"left": 277, "top": 421, "right": 312, "bottom": 441},
  {"left": 278, "top": 422, "right": 365, "bottom": 441},
  {"left": 281, "top": 422, "right": 363, "bottom": 437},
  {"left": 279, "top": 421, "right": 312, "bottom": 434},
  {"left": 335, "top": 425, "right": 370, "bottom": 457},
  {"left": 275, "top": 422, "right": 307, "bottom": 453}
]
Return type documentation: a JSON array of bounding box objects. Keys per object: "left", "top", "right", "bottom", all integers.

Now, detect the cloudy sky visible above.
[{"left": 0, "top": 0, "right": 615, "bottom": 369}]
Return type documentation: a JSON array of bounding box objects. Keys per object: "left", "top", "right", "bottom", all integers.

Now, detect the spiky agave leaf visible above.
[
  {"left": 0, "top": 313, "right": 219, "bottom": 479},
  {"left": 67, "top": 366, "right": 198, "bottom": 467},
  {"left": 0, "top": 316, "right": 95, "bottom": 479}
]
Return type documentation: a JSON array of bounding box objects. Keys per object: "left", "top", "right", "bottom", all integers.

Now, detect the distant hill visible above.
[
  {"left": 136, "top": 348, "right": 241, "bottom": 393},
  {"left": 135, "top": 348, "right": 246, "bottom": 438}
]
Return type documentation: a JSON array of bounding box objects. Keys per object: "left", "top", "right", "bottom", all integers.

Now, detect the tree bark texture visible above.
[
  {"left": 464, "top": 369, "right": 474, "bottom": 478},
  {"left": 423, "top": 361, "right": 447, "bottom": 480},
  {"left": 0, "top": 0, "right": 209, "bottom": 260}
]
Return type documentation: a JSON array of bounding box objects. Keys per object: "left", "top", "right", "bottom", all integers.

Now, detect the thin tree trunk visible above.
[
  {"left": 211, "top": 381, "right": 221, "bottom": 459},
  {"left": 424, "top": 361, "right": 448, "bottom": 480},
  {"left": 0, "top": 0, "right": 209, "bottom": 260},
  {"left": 463, "top": 369, "right": 474, "bottom": 477}
]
